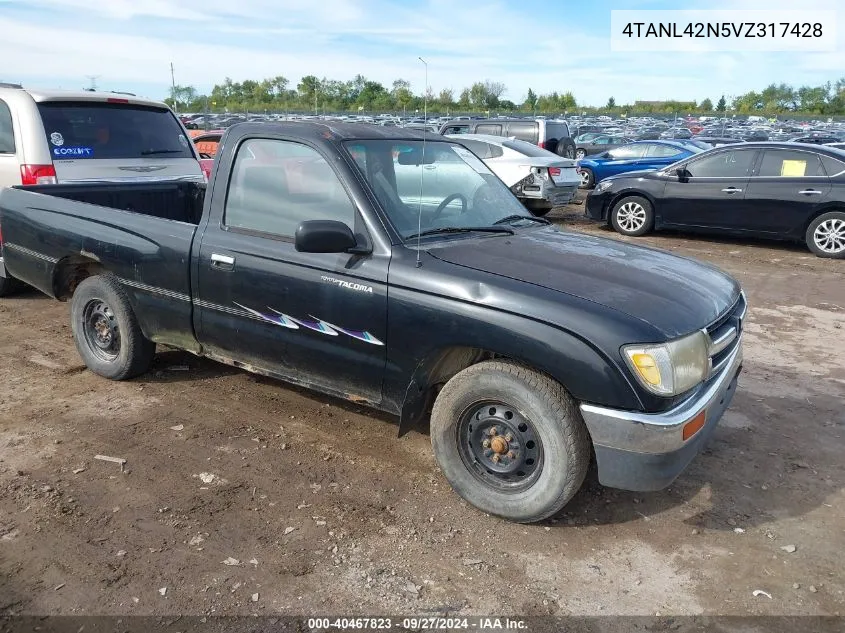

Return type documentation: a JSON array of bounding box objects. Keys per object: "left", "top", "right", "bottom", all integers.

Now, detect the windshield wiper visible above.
[
  {"left": 140, "top": 149, "right": 184, "bottom": 156},
  {"left": 405, "top": 226, "right": 515, "bottom": 241},
  {"left": 493, "top": 214, "right": 550, "bottom": 225}
]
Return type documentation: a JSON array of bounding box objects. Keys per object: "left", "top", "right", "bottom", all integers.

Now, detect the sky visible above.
[{"left": 0, "top": 0, "right": 842, "bottom": 107}]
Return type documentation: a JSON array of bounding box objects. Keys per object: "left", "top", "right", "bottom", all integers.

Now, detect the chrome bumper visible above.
[
  {"left": 0, "top": 255, "right": 6, "bottom": 278},
  {"left": 580, "top": 336, "right": 743, "bottom": 455}
]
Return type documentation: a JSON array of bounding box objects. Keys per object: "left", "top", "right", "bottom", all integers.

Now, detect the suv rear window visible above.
[
  {"left": 545, "top": 121, "right": 570, "bottom": 141},
  {"left": 37, "top": 102, "right": 194, "bottom": 160}
]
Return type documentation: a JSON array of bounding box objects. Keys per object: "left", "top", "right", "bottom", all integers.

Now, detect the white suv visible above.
[{"left": 0, "top": 83, "right": 203, "bottom": 295}]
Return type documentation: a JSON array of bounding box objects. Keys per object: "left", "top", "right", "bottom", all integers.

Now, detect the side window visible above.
[
  {"left": 685, "top": 149, "right": 756, "bottom": 178},
  {"left": 608, "top": 144, "right": 646, "bottom": 160},
  {"left": 0, "top": 99, "right": 14, "bottom": 154},
  {"left": 443, "top": 125, "right": 468, "bottom": 135},
  {"left": 645, "top": 144, "right": 682, "bottom": 158},
  {"left": 474, "top": 124, "right": 502, "bottom": 136},
  {"left": 506, "top": 122, "right": 538, "bottom": 144},
  {"left": 457, "top": 139, "right": 502, "bottom": 159},
  {"left": 224, "top": 139, "right": 356, "bottom": 238},
  {"left": 757, "top": 150, "right": 825, "bottom": 177},
  {"left": 593, "top": 136, "right": 611, "bottom": 145},
  {"left": 821, "top": 154, "right": 845, "bottom": 176}
]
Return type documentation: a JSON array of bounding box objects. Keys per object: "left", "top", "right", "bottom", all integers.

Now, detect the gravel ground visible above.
[{"left": 0, "top": 198, "right": 843, "bottom": 619}]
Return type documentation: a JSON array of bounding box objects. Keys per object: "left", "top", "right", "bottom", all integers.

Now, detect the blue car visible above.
[{"left": 577, "top": 140, "right": 705, "bottom": 188}]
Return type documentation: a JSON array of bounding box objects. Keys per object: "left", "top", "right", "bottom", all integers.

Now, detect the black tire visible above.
[
  {"left": 555, "top": 138, "right": 576, "bottom": 159},
  {"left": 610, "top": 195, "right": 654, "bottom": 237},
  {"left": 0, "top": 274, "right": 23, "bottom": 298},
  {"left": 523, "top": 200, "right": 552, "bottom": 217},
  {"left": 430, "top": 360, "right": 591, "bottom": 523},
  {"left": 70, "top": 275, "right": 155, "bottom": 380},
  {"left": 578, "top": 168, "right": 595, "bottom": 189},
  {"left": 805, "top": 211, "right": 845, "bottom": 259}
]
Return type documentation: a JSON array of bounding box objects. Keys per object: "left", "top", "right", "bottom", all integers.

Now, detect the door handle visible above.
[
  {"left": 423, "top": 165, "right": 437, "bottom": 170},
  {"left": 721, "top": 187, "right": 743, "bottom": 193},
  {"left": 210, "top": 253, "right": 235, "bottom": 271},
  {"left": 798, "top": 189, "right": 822, "bottom": 195}
]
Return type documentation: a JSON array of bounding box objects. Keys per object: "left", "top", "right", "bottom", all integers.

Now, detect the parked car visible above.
[
  {"left": 788, "top": 135, "right": 840, "bottom": 145},
  {"left": 575, "top": 134, "right": 632, "bottom": 159},
  {"left": 438, "top": 118, "right": 576, "bottom": 158},
  {"left": 447, "top": 134, "right": 579, "bottom": 214},
  {"left": 692, "top": 136, "right": 745, "bottom": 147},
  {"left": 583, "top": 142, "right": 845, "bottom": 258},
  {"left": 660, "top": 127, "right": 693, "bottom": 140},
  {"left": 576, "top": 140, "right": 704, "bottom": 188},
  {"left": 191, "top": 130, "right": 225, "bottom": 181},
  {"left": 0, "top": 121, "right": 746, "bottom": 523},
  {"left": 0, "top": 83, "right": 203, "bottom": 296}
]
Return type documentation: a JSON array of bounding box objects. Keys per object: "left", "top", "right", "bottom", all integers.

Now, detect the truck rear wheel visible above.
[
  {"left": 70, "top": 275, "right": 155, "bottom": 380},
  {"left": 430, "top": 360, "right": 590, "bottom": 523}
]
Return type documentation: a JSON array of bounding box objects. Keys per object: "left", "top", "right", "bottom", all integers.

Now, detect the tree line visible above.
[{"left": 166, "top": 75, "right": 845, "bottom": 117}]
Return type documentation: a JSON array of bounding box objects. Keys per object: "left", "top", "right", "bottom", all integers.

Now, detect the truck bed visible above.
[{"left": 0, "top": 182, "right": 204, "bottom": 351}]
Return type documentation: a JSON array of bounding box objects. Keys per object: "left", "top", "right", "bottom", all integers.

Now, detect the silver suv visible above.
[
  {"left": 0, "top": 83, "right": 203, "bottom": 295},
  {"left": 438, "top": 118, "right": 576, "bottom": 158}
]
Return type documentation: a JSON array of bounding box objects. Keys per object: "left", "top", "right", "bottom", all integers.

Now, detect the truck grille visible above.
[{"left": 705, "top": 292, "right": 746, "bottom": 379}]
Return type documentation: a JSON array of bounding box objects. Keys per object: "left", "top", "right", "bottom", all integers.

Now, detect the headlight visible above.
[
  {"left": 594, "top": 180, "right": 613, "bottom": 193},
  {"left": 622, "top": 330, "right": 709, "bottom": 396}
]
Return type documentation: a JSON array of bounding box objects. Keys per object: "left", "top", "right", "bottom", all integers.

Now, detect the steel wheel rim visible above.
[
  {"left": 456, "top": 401, "right": 544, "bottom": 493},
  {"left": 83, "top": 299, "right": 120, "bottom": 361},
  {"left": 576, "top": 149, "right": 586, "bottom": 159},
  {"left": 814, "top": 218, "right": 845, "bottom": 254},
  {"left": 580, "top": 170, "right": 591, "bottom": 186},
  {"left": 617, "top": 201, "right": 647, "bottom": 232}
]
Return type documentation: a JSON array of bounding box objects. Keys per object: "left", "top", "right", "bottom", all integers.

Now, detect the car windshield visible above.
[{"left": 344, "top": 140, "right": 532, "bottom": 239}]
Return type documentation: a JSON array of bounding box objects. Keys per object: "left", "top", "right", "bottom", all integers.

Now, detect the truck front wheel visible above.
[
  {"left": 430, "top": 360, "right": 590, "bottom": 523},
  {"left": 70, "top": 275, "right": 155, "bottom": 380}
]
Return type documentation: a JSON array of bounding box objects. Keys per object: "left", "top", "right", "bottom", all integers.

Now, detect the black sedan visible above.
[
  {"left": 584, "top": 142, "right": 845, "bottom": 258},
  {"left": 574, "top": 134, "right": 632, "bottom": 159}
]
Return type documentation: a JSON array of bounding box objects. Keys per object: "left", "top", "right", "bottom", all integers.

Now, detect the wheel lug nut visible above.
[
  {"left": 507, "top": 451, "right": 515, "bottom": 459},
  {"left": 491, "top": 454, "right": 500, "bottom": 463},
  {"left": 505, "top": 433, "right": 513, "bottom": 442},
  {"left": 482, "top": 439, "right": 490, "bottom": 448},
  {"left": 489, "top": 427, "right": 498, "bottom": 436}
]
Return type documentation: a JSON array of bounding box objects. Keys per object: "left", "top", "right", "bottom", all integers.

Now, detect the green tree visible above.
[
  {"left": 524, "top": 88, "right": 538, "bottom": 112},
  {"left": 699, "top": 98, "right": 713, "bottom": 112},
  {"left": 606, "top": 96, "right": 616, "bottom": 109},
  {"left": 716, "top": 95, "right": 726, "bottom": 112},
  {"left": 438, "top": 88, "right": 454, "bottom": 109}
]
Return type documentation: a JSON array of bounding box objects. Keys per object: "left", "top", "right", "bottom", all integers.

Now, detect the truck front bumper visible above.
[
  {"left": 579, "top": 339, "right": 743, "bottom": 491},
  {"left": 0, "top": 255, "right": 6, "bottom": 278}
]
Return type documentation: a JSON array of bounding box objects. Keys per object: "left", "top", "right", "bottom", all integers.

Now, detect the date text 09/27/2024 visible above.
[
  {"left": 621, "top": 22, "right": 823, "bottom": 39},
  {"left": 306, "top": 617, "right": 528, "bottom": 630}
]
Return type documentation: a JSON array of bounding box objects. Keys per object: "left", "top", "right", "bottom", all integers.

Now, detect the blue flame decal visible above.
[{"left": 235, "top": 303, "right": 384, "bottom": 346}]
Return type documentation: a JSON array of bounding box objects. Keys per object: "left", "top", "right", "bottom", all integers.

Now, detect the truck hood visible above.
[{"left": 426, "top": 226, "right": 740, "bottom": 338}]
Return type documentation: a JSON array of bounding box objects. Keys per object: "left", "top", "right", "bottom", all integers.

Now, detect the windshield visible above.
[
  {"left": 38, "top": 102, "right": 195, "bottom": 160},
  {"left": 344, "top": 140, "right": 532, "bottom": 239}
]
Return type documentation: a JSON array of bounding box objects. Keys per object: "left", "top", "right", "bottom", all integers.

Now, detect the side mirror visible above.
[
  {"left": 295, "top": 220, "right": 358, "bottom": 253},
  {"left": 674, "top": 167, "right": 690, "bottom": 181}
]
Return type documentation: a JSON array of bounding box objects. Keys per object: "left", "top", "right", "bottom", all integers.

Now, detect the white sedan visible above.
[{"left": 446, "top": 133, "right": 580, "bottom": 215}]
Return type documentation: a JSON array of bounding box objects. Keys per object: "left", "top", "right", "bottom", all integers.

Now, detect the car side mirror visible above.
[
  {"left": 295, "top": 220, "right": 360, "bottom": 253},
  {"left": 674, "top": 167, "right": 690, "bottom": 181}
]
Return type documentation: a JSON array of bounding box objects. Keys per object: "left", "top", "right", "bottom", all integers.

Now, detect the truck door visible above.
[{"left": 194, "top": 137, "right": 388, "bottom": 404}]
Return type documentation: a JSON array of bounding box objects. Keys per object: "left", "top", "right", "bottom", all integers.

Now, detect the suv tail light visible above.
[
  {"left": 20, "top": 164, "right": 58, "bottom": 185},
  {"left": 538, "top": 141, "right": 546, "bottom": 149},
  {"left": 548, "top": 167, "right": 561, "bottom": 177}
]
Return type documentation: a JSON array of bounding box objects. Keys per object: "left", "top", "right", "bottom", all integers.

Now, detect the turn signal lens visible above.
[
  {"left": 682, "top": 411, "right": 707, "bottom": 441},
  {"left": 631, "top": 353, "right": 661, "bottom": 386}
]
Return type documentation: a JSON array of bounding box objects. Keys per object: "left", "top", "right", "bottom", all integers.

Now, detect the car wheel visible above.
[
  {"left": 575, "top": 149, "right": 586, "bottom": 159},
  {"left": 555, "top": 139, "right": 576, "bottom": 159},
  {"left": 430, "top": 360, "right": 591, "bottom": 523},
  {"left": 70, "top": 274, "right": 156, "bottom": 380},
  {"left": 0, "top": 274, "right": 23, "bottom": 298},
  {"left": 806, "top": 211, "right": 845, "bottom": 258},
  {"left": 578, "top": 168, "right": 595, "bottom": 189},
  {"left": 610, "top": 195, "right": 654, "bottom": 237}
]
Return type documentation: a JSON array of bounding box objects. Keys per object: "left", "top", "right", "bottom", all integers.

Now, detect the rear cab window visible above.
[
  {"left": 506, "top": 122, "right": 539, "bottom": 144},
  {"left": 37, "top": 102, "right": 195, "bottom": 160}
]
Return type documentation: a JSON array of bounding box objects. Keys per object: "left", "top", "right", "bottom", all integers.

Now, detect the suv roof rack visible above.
[{"left": 0, "top": 82, "right": 23, "bottom": 89}]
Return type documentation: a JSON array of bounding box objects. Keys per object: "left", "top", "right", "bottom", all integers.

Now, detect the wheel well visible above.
[
  {"left": 398, "top": 346, "right": 500, "bottom": 436},
  {"left": 53, "top": 255, "right": 105, "bottom": 301},
  {"left": 802, "top": 206, "right": 845, "bottom": 236}
]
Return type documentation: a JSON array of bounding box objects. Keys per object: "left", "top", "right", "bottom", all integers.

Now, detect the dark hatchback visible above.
[{"left": 584, "top": 142, "right": 845, "bottom": 258}]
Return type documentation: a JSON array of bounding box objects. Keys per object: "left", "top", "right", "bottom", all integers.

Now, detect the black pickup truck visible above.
[{"left": 0, "top": 122, "right": 746, "bottom": 523}]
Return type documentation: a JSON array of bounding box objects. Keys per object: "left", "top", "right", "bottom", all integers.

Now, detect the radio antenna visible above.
[{"left": 415, "top": 56, "right": 428, "bottom": 268}]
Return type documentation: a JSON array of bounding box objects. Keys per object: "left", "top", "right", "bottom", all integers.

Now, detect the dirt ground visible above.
[{"left": 1, "top": 199, "right": 843, "bottom": 619}]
